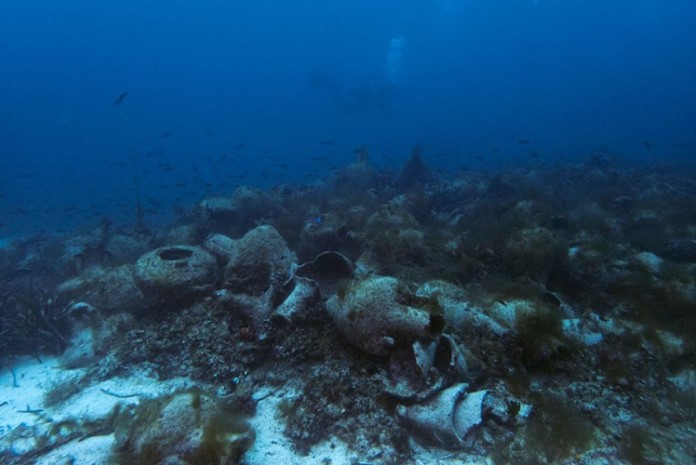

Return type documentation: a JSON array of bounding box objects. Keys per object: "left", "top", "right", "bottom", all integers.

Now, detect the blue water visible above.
[{"left": 2, "top": 0, "right": 696, "bottom": 237}]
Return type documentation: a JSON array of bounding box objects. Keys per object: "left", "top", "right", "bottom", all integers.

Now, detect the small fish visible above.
[
  {"left": 113, "top": 91, "right": 128, "bottom": 106},
  {"left": 517, "top": 139, "right": 531, "bottom": 145},
  {"left": 305, "top": 215, "right": 323, "bottom": 225},
  {"left": 320, "top": 139, "right": 334, "bottom": 146},
  {"left": 642, "top": 141, "right": 653, "bottom": 150}
]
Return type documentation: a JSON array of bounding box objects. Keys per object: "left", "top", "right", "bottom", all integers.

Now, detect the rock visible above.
[
  {"left": 666, "top": 238, "right": 696, "bottom": 262},
  {"left": 200, "top": 187, "right": 281, "bottom": 234},
  {"left": 501, "top": 226, "right": 562, "bottom": 277},
  {"left": 330, "top": 161, "right": 378, "bottom": 195},
  {"left": 56, "top": 265, "right": 147, "bottom": 316},
  {"left": 326, "top": 276, "right": 445, "bottom": 356},
  {"left": 485, "top": 298, "right": 541, "bottom": 331},
  {"left": 164, "top": 224, "right": 200, "bottom": 245},
  {"left": 653, "top": 329, "right": 689, "bottom": 362},
  {"left": 633, "top": 251, "right": 663, "bottom": 274},
  {"left": 229, "top": 185, "right": 280, "bottom": 223},
  {"left": 668, "top": 368, "right": 696, "bottom": 393},
  {"left": 106, "top": 234, "right": 150, "bottom": 265},
  {"left": 365, "top": 199, "right": 420, "bottom": 230},
  {"left": 199, "top": 197, "right": 236, "bottom": 220},
  {"left": 113, "top": 388, "right": 255, "bottom": 464},
  {"left": 562, "top": 319, "right": 603, "bottom": 346},
  {"left": 61, "top": 236, "right": 112, "bottom": 275},
  {"left": 395, "top": 148, "right": 436, "bottom": 190}
]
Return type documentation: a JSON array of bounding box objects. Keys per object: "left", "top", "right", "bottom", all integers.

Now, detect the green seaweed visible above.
[
  {"left": 335, "top": 278, "right": 353, "bottom": 301},
  {"left": 275, "top": 396, "right": 301, "bottom": 420},
  {"left": 529, "top": 393, "right": 596, "bottom": 462},
  {"left": 514, "top": 303, "right": 564, "bottom": 372},
  {"left": 190, "top": 408, "right": 255, "bottom": 465},
  {"left": 43, "top": 372, "right": 87, "bottom": 407},
  {"left": 492, "top": 392, "right": 597, "bottom": 464},
  {"left": 619, "top": 423, "right": 663, "bottom": 465},
  {"left": 112, "top": 388, "right": 254, "bottom": 465}
]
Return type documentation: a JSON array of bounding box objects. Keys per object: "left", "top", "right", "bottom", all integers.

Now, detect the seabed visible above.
[{"left": 1, "top": 152, "right": 696, "bottom": 464}]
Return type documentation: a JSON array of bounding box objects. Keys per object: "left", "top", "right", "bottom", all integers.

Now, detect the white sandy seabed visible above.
[
  {"left": 0, "top": 355, "right": 487, "bottom": 465},
  {"left": 0, "top": 356, "right": 365, "bottom": 465}
]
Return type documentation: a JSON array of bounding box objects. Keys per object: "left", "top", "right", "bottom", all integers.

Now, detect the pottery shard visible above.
[{"left": 396, "top": 383, "right": 487, "bottom": 448}]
